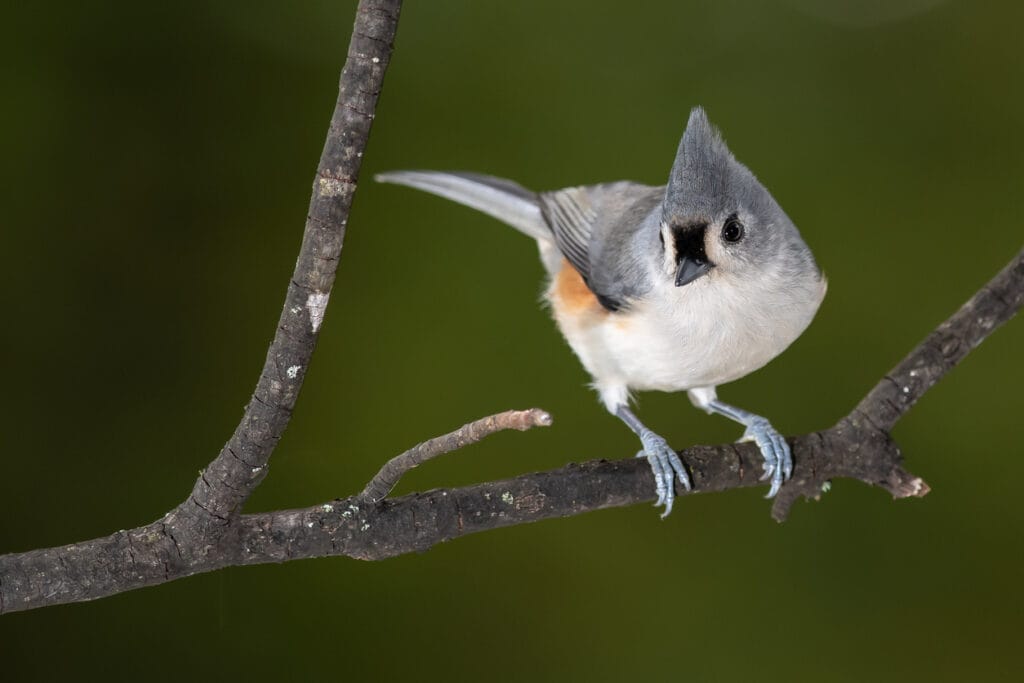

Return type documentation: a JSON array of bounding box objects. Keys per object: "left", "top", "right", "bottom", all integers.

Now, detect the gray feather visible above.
[
  {"left": 585, "top": 185, "right": 664, "bottom": 308},
  {"left": 538, "top": 187, "right": 596, "bottom": 281},
  {"left": 664, "top": 107, "right": 739, "bottom": 220},
  {"left": 377, "top": 171, "right": 664, "bottom": 311},
  {"left": 541, "top": 182, "right": 662, "bottom": 310},
  {"left": 375, "top": 170, "right": 548, "bottom": 242}
]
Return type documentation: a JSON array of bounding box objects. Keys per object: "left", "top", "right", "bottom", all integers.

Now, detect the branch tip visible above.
[
  {"left": 887, "top": 470, "right": 931, "bottom": 499},
  {"left": 511, "top": 408, "right": 553, "bottom": 430}
]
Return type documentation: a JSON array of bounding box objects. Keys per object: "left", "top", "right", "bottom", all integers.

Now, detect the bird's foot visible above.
[
  {"left": 635, "top": 430, "right": 691, "bottom": 518},
  {"left": 738, "top": 417, "right": 792, "bottom": 499}
]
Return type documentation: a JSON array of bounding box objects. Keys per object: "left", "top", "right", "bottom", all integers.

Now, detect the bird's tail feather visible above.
[{"left": 375, "top": 170, "right": 550, "bottom": 242}]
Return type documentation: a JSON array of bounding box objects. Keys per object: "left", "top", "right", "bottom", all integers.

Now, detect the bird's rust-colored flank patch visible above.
[{"left": 551, "top": 258, "right": 605, "bottom": 316}]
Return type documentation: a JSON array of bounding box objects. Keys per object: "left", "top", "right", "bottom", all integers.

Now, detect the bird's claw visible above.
[
  {"left": 739, "top": 417, "right": 792, "bottom": 498},
  {"left": 635, "top": 431, "right": 691, "bottom": 518}
]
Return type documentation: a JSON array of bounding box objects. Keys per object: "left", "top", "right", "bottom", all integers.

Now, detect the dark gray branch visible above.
[
  {"left": 0, "top": 0, "right": 1020, "bottom": 613},
  {"left": 853, "top": 246, "right": 1024, "bottom": 433},
  {"left": 184, "top": 0, "right": 401, "bottom": 527},
  {"left": 0, "top": 0, "right": 404, "bottom": 613},
  {"left": 162, "top": 0, "right": 403, "bottom": 559},
  {"left": 236, "top": 424, "right": 906, "bottom": 563}
]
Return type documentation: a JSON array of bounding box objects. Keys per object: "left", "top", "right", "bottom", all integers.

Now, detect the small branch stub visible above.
[{"left": 358, "top": 408, "right": 553, "bottom": 503}]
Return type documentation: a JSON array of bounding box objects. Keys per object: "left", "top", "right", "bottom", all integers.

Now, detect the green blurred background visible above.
[{"left": 2, "top": 0, "right": 1022, "bottom": 679}]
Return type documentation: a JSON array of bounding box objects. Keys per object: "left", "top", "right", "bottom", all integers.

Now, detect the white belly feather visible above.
[{"left": 546, "top": 260, "right": 826, "bottom": 411}]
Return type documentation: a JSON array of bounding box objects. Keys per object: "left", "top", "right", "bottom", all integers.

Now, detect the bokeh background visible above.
[{"left": 2, "top": 0, "right": 1022, "bottom": 680}]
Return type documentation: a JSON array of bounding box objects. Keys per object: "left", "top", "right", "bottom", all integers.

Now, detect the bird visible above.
[{"left": 377, "top": 107, "right": 826, "bottom": 516}]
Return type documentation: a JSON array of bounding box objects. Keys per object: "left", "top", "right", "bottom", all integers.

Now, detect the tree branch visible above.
[
  {"left": 163, "top": 0, "right": 402, "bottom": 559},
  {"left": 0, "top": 0, "right": 1020, "bottom": 614},
  {"left": 853, "top": 248, "right": 1024, "bottom": 433},
  {"left": 0, "top": 0, "right": 404, "bottom": 613},
  {"left": 359, "top": 409, "right": 553, "bottom": 503},
  {"left": 185, "top": 0, "right": 402, "bottom": 528}
]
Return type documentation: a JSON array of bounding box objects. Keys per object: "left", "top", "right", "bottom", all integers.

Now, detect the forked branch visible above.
[{"left": 0, "top": 0, "right": 1020, "bottom": 614}]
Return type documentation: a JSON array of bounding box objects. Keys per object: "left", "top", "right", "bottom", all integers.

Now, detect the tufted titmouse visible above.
[{"left": 378, "top": 108, "right": 826, "bottom": 516}]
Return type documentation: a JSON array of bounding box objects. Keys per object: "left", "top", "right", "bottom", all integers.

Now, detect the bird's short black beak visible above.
[{"left": 675, "top": 255, "right": 712, "bottom": 287}]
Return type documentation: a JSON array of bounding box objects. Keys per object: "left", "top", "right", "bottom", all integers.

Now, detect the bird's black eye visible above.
[{"left": 722, "top": 215, "right": 744, "bottom": 243}]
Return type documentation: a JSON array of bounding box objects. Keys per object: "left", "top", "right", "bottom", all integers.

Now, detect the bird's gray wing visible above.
[{"left": 540, "top": 182, "right": 662, "bottom": 311}]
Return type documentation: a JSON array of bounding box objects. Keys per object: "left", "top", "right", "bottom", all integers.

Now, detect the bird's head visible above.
[{"left": 658, "top": 107, "right": 814, "bottom": 291}]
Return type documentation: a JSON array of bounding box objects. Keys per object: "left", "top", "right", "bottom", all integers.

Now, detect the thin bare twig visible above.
[{"left": 359, "top": 409, "right": 553, "bottom": 503}]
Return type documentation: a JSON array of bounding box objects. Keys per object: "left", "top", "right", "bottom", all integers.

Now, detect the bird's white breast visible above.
[{"left": 546, "top": 258, "right": 825, "bottom": 411}]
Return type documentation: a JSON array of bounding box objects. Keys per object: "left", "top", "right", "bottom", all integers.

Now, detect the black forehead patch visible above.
[{"left": 671, "top": 223, "right": 709, "bottom": 265}]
